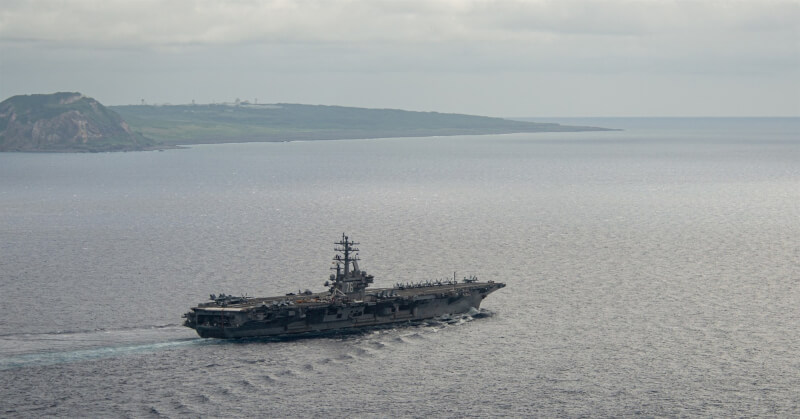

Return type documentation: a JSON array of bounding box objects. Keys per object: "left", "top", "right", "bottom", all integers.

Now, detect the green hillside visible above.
[{"left": 113, "top": 103, "right": 610, "bottom": 145}]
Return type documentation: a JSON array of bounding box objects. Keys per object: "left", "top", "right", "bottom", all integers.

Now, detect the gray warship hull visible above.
[
  {"left": 183, "top": 234, "right": 505, "bottom": 339},
  {"left": 186, "top": 282, "right": 504, "bottom": 339}
]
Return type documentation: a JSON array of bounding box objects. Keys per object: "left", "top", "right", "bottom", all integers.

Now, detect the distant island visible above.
[{"left": 1, "top": 92, "right": 614, "bottom": 152}]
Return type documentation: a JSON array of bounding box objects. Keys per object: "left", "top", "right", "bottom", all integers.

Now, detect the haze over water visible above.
[{"left": 1, "top": 118, "right": 798, "bottom": 417}]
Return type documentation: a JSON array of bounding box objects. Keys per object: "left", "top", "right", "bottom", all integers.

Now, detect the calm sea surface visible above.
[{"left": 1, "top": 118, "right": 798, "bottom": 417}]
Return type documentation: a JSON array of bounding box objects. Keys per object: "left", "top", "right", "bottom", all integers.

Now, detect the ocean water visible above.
[{"left": 1, "top": 118, "right": 798, "bottom": 417}]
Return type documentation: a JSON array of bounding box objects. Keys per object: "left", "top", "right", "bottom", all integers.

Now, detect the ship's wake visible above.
[
  {"left": 0, "top": 308, "right": 495, "bottom": 370},
  {"left": 0, "top": 325, "right": 208, "bottom": 371}
]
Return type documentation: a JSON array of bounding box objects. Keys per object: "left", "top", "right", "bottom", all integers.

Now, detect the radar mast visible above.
[{"left": 329, "top": 233, "right": 373, "bottom": 299}]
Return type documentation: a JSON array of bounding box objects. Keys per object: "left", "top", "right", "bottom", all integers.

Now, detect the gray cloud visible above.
[
  {"left": 1, "top": 1, "right": 793, "bottom": 43},
  {"left": 1, "top": 0, "right": 797, "bottom": 116}
]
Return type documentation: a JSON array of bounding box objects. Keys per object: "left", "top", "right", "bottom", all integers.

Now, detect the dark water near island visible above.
[{"left": 1, "top": 118, "right": 798, "bottom": 417}]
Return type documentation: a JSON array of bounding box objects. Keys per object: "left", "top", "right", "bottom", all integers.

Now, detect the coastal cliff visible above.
[{"left": 0, "top": 93, "right": 156, "bottom": 152}]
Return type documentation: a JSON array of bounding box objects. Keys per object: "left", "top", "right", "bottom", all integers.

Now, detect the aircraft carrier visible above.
[{"left": 183, "top": 234, "right": 505, "bottom": 338}]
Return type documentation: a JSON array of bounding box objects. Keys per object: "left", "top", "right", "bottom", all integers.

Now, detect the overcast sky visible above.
[{"left": 1, "top": 0, "right": 798, "bottom": 117}]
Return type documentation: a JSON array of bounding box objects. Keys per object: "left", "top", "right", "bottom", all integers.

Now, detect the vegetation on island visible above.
[{"left": 113, "top": 102, "right": 611, "bottom": 145}]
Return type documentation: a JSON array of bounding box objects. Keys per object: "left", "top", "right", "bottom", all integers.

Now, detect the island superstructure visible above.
[{"left": 183, "top": 234, "right": 505, "bottom": 338}]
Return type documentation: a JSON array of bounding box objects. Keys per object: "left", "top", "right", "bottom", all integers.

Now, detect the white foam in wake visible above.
[{"left": 0, "top": 325, "right": 205, "bottom": 370}]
